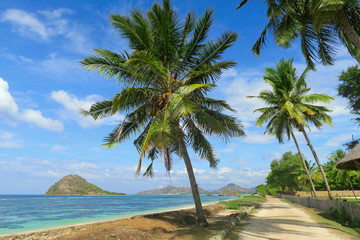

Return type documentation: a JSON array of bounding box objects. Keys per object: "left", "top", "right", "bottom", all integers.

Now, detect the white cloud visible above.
[
  {"left": 51, "top": 90, "right": 123, "bottom": 128},
  {"left": 22, "top": 109, "right": 64, "bottom": 131},
  {"left": 0, "top": 48, "right": 33, "bottom": 63},
  {"left": 51, "top": 144, "right": 68, "bottom": 151},
  {"left": 323, "top": 134, "right": 352, "bottom": 148},
  {"left": 68, "top": 162, "right": 98, "bottom": 170},
  {"left": 38, "top": 9, "right": 74, "bottom": 19},
  {"left": 0, "top": 130, "right": 22, "bottom": 148},
  {"left": 0, "top": 77, "right": 19, "bottom": 124},
  {"left": 243, "top": 130, "right": 275, "bottom": 144},
  {"left": 232, "top": 156, "right": 248, "bottom": 165},
  {"left": 1, "top": 9, "right": 48, "bottom": 39},
  {"left": 1, "top": 8, "right": 91, "bottom": 54},
  {"left": 0, "top": 77, "right": 63, "bottom": 131},
  {"left": 218, "top": 167, "right": 232, "bottom": 174},
  {"left": 222, "top": 69, "right": 270, "bottom": 123}
]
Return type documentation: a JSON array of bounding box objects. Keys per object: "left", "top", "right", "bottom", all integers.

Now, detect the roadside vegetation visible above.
[
  {"left": 220, "top": 195, "right": 266, "bottom": 210},
  {"left": 261, "top": 150, "right": 360, "bottom": 195},
  {"left": 283, "top": 199, "right": 360, "bottom": 238}
]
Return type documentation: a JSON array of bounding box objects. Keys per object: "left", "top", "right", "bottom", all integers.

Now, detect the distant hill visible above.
[
  {"left": 45, "top": 174, "right": 126, "bottom": 196},
  {"left": 137, "top": 185, "right": 207, "bottom": 195},
  {"left": 213, "top": 183, "right": 254, "bottom": 195}
]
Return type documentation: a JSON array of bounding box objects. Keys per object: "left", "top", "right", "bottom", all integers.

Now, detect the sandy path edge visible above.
[{"left": 237, "top": 196, "right": 353, "bottom": 240}]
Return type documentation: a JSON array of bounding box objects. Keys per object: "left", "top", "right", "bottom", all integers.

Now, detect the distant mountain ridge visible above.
[
  {"left": 137, "top": 185, "right": 207, "bottom": 195},
  {"left": 45, "top": 174, "right": 125, "bottom": 196},
  {"left": 137, "top": 183, "right": 253, "bottom": 195},
  {"left": 213, "top": 183, "right": 253, "bottom": 194}
]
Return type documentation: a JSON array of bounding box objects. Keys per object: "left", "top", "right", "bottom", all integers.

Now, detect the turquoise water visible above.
[{"left": 0, "top": 194, "right": 236, "bottom": 234}]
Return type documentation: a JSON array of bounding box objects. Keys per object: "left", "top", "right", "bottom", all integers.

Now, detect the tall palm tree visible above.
[
  {"left": 250, "top": 77, "right": 317, "bottom": 197},
  {"left": 251, "top": 59, "right": 334, "bottom": 199},
  {"left": 80, "top": 0, "right": 244, "bottom": 226},
  {"left": 237, "top": 0, "right": 360, "bottom": 69}
]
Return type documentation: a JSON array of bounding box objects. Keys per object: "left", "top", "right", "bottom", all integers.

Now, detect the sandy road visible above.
[{"left": 237, "top": 197, "right": 350, "bottom": 240}]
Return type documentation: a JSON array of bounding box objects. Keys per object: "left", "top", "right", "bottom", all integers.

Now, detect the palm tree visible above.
[
  {"left": 251, "top": 59, "right": 334, "bottom": 199},
  {"left": 80, "top": 0, "right": 244, "bottom": 226},
  {"left": 250, "top": 62, "right": 317, "bottom": 198},
  {"left": 237, "top": 0, "right": 360, "bottom": 69}
]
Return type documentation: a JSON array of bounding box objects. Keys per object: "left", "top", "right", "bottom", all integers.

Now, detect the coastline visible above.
[{"left": 0, "top": 199, "right": 231, "bottom": 239}]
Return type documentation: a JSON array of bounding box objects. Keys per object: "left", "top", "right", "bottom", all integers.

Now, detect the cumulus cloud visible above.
[
  {"left": 222, "top": 69, "right": 270, "bottom": 124},
  {"left": 22, "top": 109, "right": 63, "bottom": 131},
  {"left": 0, "top": 78, "right": 63, "bottom": 131},
  {"left": 0, "top": 78, "right": 19, "bottom": 124},
  {"left": 51, "top": 90, "right": 123, "bottom": 128}
]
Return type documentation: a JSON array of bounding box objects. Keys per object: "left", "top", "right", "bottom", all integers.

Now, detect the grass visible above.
[
  {"left": 220, "top": 195, "right": 266, "bottom": 210},
  {"left": 335, "top": 198, "right": 360, "bottom": 203},
  {"left": 281, "top": 199, "right": 360, "bottom": 239}
]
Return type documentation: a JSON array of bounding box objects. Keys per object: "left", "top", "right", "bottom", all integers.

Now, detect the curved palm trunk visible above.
[
  {"left": 176, "top": 125, "right": 208, "bottom": 227},
  {"left": 299, "top": 125, "right": 333, "bottom": 199},
  {"left": 336, "top": 9, "right": 360, "bottom": 52},
  {"left": 290, "top": 127, "right": 317, "bottom": 198},
  {"left": 349, "top": 180, "right": 358, "bottom": 200}
]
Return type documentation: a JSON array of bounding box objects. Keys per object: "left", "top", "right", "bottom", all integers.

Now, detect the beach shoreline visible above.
[{"left": 0, "top": 200, "right": 231, "bottom": 239}]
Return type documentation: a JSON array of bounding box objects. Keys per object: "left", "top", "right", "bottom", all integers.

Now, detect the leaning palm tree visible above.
[
  {"left": 80, "top": 0, "right": 244, "bottom": 226},
  {"left": 251, "top": 59, "right": 334, "bottom": 199},
  {"left": 250, "top": 90, "right": 317, "bottom": 198},
  {"left": 237, "top": 0, "right": 360, "bottom": 69}
]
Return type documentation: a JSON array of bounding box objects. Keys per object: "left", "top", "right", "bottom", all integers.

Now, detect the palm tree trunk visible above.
[
  {"left": 175, "top": 124, "right": 208, "bottom": 227},
  {"left": 336, "top": 9, "right": 360, "bottom": 51},
  {"left": 290, "top": 127, "right": 317, "bottom": 198},
  {"left": 299, "top": 125, "right": 333, "bottom": 199},
  {"left": 349, "top": 179, "right": 358, "bottom": 200}
]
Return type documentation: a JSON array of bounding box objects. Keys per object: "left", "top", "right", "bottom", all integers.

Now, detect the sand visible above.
[
  {"left": 237, "top": 196, "right": 355, "bottom": 240},
  {"left": 0, "top": 202, "right": 234, "bottom": 240}
]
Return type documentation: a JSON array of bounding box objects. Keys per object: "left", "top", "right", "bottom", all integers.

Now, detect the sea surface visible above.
[{"left": 0, "top": 194, "right": 237, "bottom": 235}]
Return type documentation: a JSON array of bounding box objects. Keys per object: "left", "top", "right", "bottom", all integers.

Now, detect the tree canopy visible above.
[
  {"left": 80, "top": 0, "right": 244, "bottom": 226},
  {"left": 338, "top": 65, "right": 360, "bottom": 126},
  {"left": 238, "top": 0, "right": 360, "bottom": 69}
]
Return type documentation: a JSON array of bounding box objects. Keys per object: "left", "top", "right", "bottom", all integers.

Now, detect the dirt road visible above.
[{"left": 237, "top": 197, "right": 351, "bottom": 240}]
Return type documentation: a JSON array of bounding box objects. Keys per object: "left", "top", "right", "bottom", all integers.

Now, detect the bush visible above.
[{"left": 328, "top": 207, "right": 360, "bottom": 232}]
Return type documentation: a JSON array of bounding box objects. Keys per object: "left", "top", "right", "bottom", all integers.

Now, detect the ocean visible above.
[{"left": 0, "top": 194, "right": 237, "bottom": 235}]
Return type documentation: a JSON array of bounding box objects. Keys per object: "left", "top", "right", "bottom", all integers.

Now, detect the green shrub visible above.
[{"left": 328, "top": 207, "right": 360, "bottom": 232}]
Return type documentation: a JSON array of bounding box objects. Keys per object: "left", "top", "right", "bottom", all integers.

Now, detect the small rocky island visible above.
[{"left": 45, "top": 174, "right": 126, "bottom": 196}]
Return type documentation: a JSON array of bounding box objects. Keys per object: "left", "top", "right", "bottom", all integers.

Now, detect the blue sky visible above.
[{"left": 0, "top": 0, "right": 358, "bottom": 194}]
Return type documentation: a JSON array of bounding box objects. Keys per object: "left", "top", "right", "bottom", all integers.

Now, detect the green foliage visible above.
[
  {"left": 263, "top": 148, "right": 360, "bottom": 192},
  {"left": 328, "top": 207, "right": 360, "bottom": 232},
  {"left": 255, "top": 184, "right": 267, "bottom": 197},
  {"left": 266, "top": 151, "right": 306, "bottom": 192},
  {"left": 220, "top": 195, "right": 265, "bottom": 210},
  {"left": 255, "top": 184, "right": 279, "bottom": 197},
  {"left": 338, "top": 65, "right": 360, "bottom": 126},
  {"left": 81, "top": 0, "right": 244, "bottom": 178},
  {"left": 237, "top": 0, "right": 360, "bottom": 69}
]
